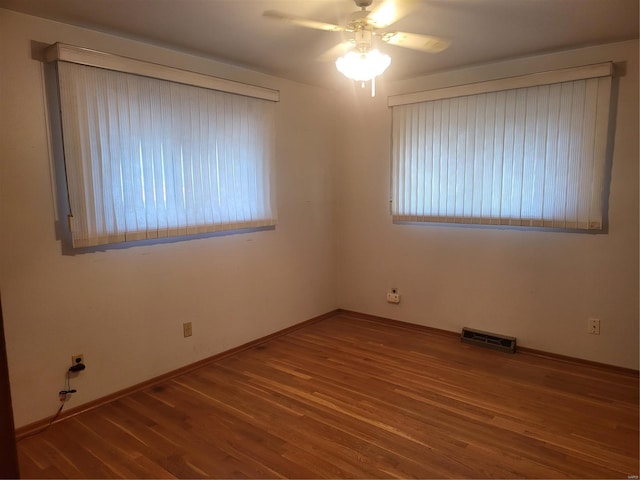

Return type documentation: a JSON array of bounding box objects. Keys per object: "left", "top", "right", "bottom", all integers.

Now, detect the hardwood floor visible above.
[{"left": 17, "top": 314, "right": 639, "bottom": 478}]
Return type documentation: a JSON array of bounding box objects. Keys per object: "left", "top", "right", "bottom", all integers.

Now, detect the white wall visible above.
[
  {"left": 335, "top": 40, "right": 639, "bottom": 370},
  {"left": 0, "top": 9, "right": 338, "bottom": 427},
  {"left": 1, "top": 8, "right": 638, "bottom": 430}
]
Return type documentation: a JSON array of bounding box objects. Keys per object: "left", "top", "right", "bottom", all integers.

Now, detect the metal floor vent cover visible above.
[{"left": 461, "top": 327, "right": 516, "bottom": 353}]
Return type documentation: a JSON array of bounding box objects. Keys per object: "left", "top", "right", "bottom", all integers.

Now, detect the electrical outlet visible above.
[
  {"left": 387, "top": 288, "right": 401, "bottom": 304},
  {"left": 71, "top": 354, "right": 84, "bottom": 365},
  {"left": 183, "top": 322, "right": 193, "bottom": 337},
  {"left": 588, "top": 318, "right": 600, "bottom": 335}
]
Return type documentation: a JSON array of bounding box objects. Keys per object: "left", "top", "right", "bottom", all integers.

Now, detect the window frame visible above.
[
  {"left": 46, "top": 43, "right": 280, "bottom": 249},
  {"left": 387, "top": 63, "right": 614, "bottom": 232}
]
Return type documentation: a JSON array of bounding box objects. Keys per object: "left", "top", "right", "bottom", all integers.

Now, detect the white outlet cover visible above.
[{"left": 387, "top": 292, "right": 401, "bottom": 304}]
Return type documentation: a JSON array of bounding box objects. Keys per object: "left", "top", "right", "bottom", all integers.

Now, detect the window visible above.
[
  {"left": 49, "top": 44, "right": 279, "bottom": 248},
  {"left": 389, "top": 63, "right": 613, "bottom": 231}
]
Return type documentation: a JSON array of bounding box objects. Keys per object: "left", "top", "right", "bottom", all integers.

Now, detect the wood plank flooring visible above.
[{"left": 17, "top": 314, "right": 639, "bottom": 478}]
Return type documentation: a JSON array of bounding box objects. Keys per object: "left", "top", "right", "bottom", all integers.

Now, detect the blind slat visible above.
[
  {"left": 57, "top": 61, "right": 277, "bottom": 248},
  {"left": 391, "top": 74, "right": 612, "bottom": 231}
]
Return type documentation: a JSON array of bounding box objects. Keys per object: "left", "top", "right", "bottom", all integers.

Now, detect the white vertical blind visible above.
[
  {"left": 391, "top": 74, "right": 612, "bottom": 230},
  {"left": 57, "top": 61, "right": 277, "bottom": 248}
]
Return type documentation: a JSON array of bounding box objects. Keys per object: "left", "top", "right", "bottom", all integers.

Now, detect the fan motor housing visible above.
[{"left": 354, "top": 0, "right": 373, "bottom": 7}]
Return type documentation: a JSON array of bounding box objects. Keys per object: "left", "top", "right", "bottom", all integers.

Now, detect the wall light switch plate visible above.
[{"left": 183, "top": 322, "right": 193, "bottom": 337}]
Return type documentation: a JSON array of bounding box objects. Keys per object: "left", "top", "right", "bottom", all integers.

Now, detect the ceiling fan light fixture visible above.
[{"left": 335, "top": 48, "right": 391, "bottom": 82}]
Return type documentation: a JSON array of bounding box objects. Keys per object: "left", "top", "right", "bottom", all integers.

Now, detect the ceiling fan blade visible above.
[
  {"left": 263, "top": 10, "right": 345, "bottom": 32},
  {"left": 382, "top": 31, "right": 450, "bottom": 53},
  {"left": 367, "top": 0, "right": 416, "bottom": 29},
  {"left": 317, "top": 41, "right": 355, "bottom": 62}
]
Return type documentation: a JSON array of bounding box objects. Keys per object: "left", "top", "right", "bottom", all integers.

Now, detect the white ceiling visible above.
[{"left": 1, "top": 0, "right": 638, "bottom": 88}]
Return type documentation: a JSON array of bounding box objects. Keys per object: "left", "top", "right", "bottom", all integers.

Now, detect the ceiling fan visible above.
[{"left": 263, "top": 0, "right": 450, "bottom": 94}]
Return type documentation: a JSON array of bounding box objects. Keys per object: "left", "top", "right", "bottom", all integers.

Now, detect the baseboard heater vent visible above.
[{"left": 461, "top": 327, "right": 516, "bottom": 353}]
